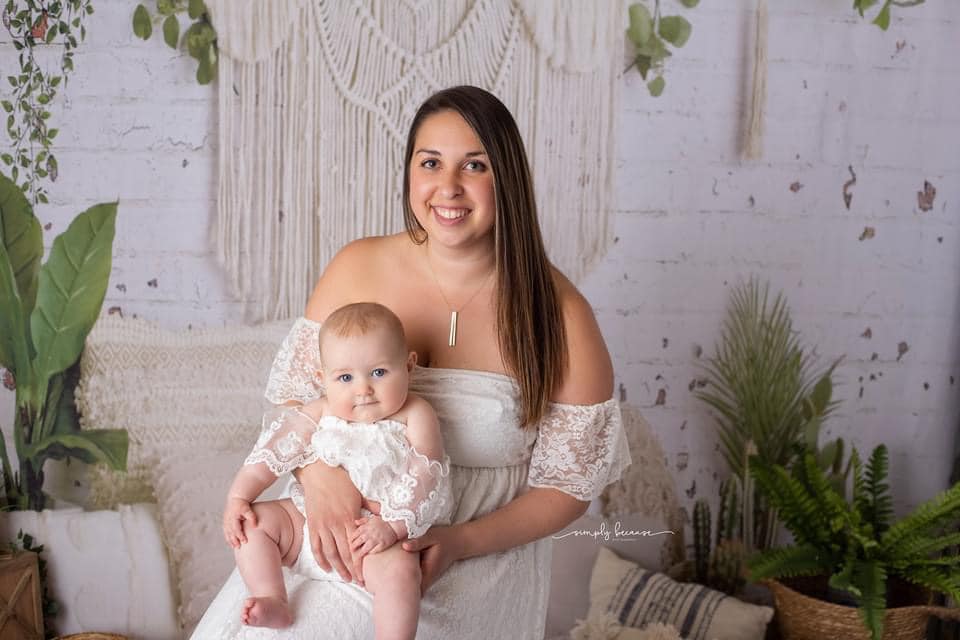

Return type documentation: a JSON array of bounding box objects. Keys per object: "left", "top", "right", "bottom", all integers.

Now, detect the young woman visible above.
[{"left": 193, "top": 86, "right": 630, "bottom": 639}]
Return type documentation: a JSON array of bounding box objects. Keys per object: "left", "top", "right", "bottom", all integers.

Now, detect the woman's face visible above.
[{"left": 408, "top": 110, "right": 496, "bottom": 251}]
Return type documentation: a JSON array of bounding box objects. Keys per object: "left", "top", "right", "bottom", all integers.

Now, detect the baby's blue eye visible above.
[
  {"left": 372, "top": 368, "right": 387, "bottom": 378},
  {"left": 337, "top": 374, "right": 353, "bottom": 383}
]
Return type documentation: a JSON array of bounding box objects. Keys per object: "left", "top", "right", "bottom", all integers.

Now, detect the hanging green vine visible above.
[
  {"left": 1, "top": 0, "right": 93, "bottom": 205},
  {"left": 625, "top": 0, "right": 697, "bottom": 98},
  {"left": 132, "top": 0, "right": 218, "bottom": 85},
  {"left": 854, "top": 0, "right": 926, "bottom": 30}
]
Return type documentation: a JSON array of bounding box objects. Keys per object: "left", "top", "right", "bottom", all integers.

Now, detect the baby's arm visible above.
[
  {"left": 401, "top": 394, "right": 444, "bottom": 462},
  {"left": 223, "top": 462, "right": 277, "bottom": 548}
]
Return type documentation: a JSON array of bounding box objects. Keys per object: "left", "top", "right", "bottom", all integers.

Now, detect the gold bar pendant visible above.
[{"left": 448, "top": 310, "right": 458, "bottom": 347}]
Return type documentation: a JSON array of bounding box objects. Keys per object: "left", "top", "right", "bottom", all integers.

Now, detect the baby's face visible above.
[{"left": 319, "top": 327, "right": 415, "bottom": 423}]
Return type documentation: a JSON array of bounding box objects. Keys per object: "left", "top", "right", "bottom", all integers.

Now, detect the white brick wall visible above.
[{"left": 2, "top": 0, "right": 958, "bottom": 518}]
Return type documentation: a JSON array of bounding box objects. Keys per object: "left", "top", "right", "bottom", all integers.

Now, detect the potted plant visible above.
[
  {"left": 748, "top": 444, "right": 960, "bottom": 640},
  {"left": 695, "top": 277, "right": 844, "bottom": 552},
  {"left": 0, "top": 173, "right": 128, "bottom": 511}
]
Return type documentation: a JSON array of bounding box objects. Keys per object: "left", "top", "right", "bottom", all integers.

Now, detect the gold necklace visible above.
[{"left": 425, "top": 252, "right": 494, "bottom": 348}]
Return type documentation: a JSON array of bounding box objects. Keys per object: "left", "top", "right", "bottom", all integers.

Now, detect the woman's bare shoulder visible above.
[
  {"left": 551, "top": 267, "right": 614, "bottom": 405},
  {"left": 304, "top": 234, "right": 408, "bottom": 321}
]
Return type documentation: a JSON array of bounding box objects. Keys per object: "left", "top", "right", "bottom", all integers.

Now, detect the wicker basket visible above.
[{"left": 766, "top": 578, "right": 960, "bottom": 640}]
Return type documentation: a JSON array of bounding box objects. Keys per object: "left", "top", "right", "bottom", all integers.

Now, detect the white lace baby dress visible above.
[
  {"left": 244, "top": 407, "right": 453, "bottom": 543},
  {"left": 191, "top": 317, "right": 632, "bottom": 640}
]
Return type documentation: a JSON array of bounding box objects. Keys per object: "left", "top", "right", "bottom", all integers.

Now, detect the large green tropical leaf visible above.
[
  {"left": 0, "top": 240, "right": 29, "bottom": 376},
  {"left": 28, "top": 429, "right": 128, "bottom": 471},
  {"left": 0, "top": 174, "right": 41, "bottom": 318},
  {"left": 30, "top": 202, "right": 117, "bottom": 387}
]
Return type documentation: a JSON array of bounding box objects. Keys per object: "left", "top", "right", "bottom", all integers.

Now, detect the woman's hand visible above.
[
  {"left": 296, "top": 462, "right": 363, "bottom": 583},
  {"left": 402, "top": 525, "right": 465, "bottom": 595}
]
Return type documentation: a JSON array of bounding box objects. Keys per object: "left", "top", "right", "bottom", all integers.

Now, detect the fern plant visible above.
[{"left": 749, "top": 445, "right": 960, "bottom": 640}]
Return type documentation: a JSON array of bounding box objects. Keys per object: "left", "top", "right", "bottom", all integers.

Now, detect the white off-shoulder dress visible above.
[
  {"left": 245, "top": 407, "right": 453, "bottom": 553},
  {"left": 192, "top": 318, "right": 631, "bottom": 640}
]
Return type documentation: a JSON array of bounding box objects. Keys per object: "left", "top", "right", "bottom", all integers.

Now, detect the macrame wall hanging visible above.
[
  {"left": 743, "top": 0, "right": 768, "bottom": 159},
  {"left": 206, "top": 0, "right": 625, "bottom": 321}
]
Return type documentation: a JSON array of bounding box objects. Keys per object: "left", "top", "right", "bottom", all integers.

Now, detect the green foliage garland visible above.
[
  {"left": 1, "top": 0, "right": 93, "bottom": 205},
  {"left": 625, "top": 0, "right": 696, "bottom": 97},
  {"left": 132, "top": 0, "right": 218, "bottom": 85}
]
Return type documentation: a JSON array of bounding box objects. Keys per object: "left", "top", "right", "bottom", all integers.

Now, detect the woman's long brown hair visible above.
[{"left": 402, "top": 86, "right": 567, "bottom": 427}]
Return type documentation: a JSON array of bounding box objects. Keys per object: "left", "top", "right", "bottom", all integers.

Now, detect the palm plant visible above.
[
  {"left": 0, "top": 173, "right": 128, "bottom": 511},
  {"left": 748, "top": 445, "right": 960, "bottom": 640},
  {"left": 695, "top": 277, "right": 844, "bottom": 549}
]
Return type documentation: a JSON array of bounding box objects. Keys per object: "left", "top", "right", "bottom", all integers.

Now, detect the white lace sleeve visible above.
[
  {"left": 264, "top": 317, "right": 324, "bottom": 405},
  {"left": 244, "top": 408, "right": 322, "bottom": 475},
  {"left": 379, "top": 449, "right": 452, "bottom": 539},
  {"left": 527, "top": 399, "right": 631, "bottom": 501}
]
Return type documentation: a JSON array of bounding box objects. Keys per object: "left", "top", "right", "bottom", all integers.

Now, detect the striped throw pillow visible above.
[{"left": 587, "top": 547, "right": 773, "bottom": 640}]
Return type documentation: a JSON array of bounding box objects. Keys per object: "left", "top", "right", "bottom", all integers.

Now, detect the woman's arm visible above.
[{"left": 404, "top": 286, "right": 613, "bottom": 590}]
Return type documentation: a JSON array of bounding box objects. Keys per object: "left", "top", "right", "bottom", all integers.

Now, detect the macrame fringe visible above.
[
  {"left": 211, "top": 0, "right": 623, "bottom": 321},
  {"left": 743, "top": 0, "right": 767, "bottom": 160}
]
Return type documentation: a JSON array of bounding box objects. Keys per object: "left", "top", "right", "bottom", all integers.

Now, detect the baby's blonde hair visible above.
[{"left": 319, "top": 302, "right": 407, "bottom": 358}]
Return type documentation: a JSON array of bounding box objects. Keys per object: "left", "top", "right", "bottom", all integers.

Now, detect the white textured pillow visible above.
[
  {"left": 585, "top": 548, "right": 773, "bottom": 640},
  {"left": 75, "top": 315, "right": 292, "bottom": 508},
  {"left": 0, "top": 504, "right": 179, "bottom": 639},
  {"left": 151, "top": 443, "right": 285, "bottom": 634}
]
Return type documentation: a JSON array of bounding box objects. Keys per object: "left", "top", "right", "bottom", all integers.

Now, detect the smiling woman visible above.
[{"left": 192, "top": 86, "right": 630, "bottom": 640}]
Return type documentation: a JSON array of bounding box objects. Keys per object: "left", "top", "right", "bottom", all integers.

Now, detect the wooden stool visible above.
[{"left": 0, "top": 550, "right": 43, "bottom": 640}]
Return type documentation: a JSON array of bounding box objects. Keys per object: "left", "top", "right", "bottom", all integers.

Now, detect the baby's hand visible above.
[
  {"left": 223, "top": 496, "right": 257, "bottom": 549},
  {"left": 350, "top": 515, "right": 398, "bottom": 559}
]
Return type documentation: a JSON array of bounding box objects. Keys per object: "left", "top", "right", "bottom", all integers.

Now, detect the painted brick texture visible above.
[{"left": 1, "top": 1, "right": 958, "bottom": 518}]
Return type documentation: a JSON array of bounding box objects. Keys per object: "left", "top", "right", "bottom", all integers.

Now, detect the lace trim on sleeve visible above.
[
  {"left": 379, "top": 448, "right": 452, "bottom": 539},
  {"left": 527, "top": 399, "right": 632, "bottom": 501},
  {"left": 264, "top": 317, "right": 324, "bottom": 405},
  {"left": 244, "top": 408, "right": 322, "bottom": 475}
]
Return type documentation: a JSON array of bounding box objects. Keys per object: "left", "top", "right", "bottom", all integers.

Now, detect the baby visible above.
[{"left": 222, "top": 302, "right": 452, "bottom": 638}]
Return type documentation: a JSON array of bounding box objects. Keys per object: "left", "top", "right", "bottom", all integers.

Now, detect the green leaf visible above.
[
  {"left": 1, "top": 100, "right": 12, "bottom": 113},
  {"left": 188, "top": 0, "right": 205, "bottom": 19},
  {"left": 659, "top": 15, "right": 692, "bottom": 48},
  {"left": 679, "top": 0, "right": 699, "bottom": 7},
  {"left": 196, "top": 56, "right": 213, "bottom": 85},
  {"left": 162, "top": 14, "right": 179, "bottom": 49},
  {"left": 30, "top": 202, "right": 117, "bottom": 387},
  {"left": 634, "top": 54, "right": 652, "bottom": 79},
  {"left": 30, "top": 429, "right": 129, "bottom": 471},
  {"left": 634, "top": 33, "right": 671, "bottom": 64},
  {"left": 854, "top": 0, "right": 880, "bottom": 17},
  {"left": 626, "top": 2, "right": 653, "bottom": 47},
  {"left": 0, "top": 173, "right": 42, "bottom": 319},
  {"left": 37, "top": 94, "right": 50, "bottom": 105},
  {"left": 0, "top": 236, "right": 29, "bottom": 376},
  {"left": 647, "top": 75, "right": 665, "bottom": 97},
  {"left": 132, "top": 4, "right": 152, "bottom": 40},
  {"left": 47, "top": 128, "right": 58, "bottom": 139},
  {"left": 873, "top": 3, "right": 891, "bottom": 30},
  {"left": 157, "top": 0, "right": 175, "bottom": 16}
]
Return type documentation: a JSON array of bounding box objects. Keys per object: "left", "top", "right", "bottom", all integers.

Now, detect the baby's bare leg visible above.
[
  {"left": 235, "top": 499, "right": 304, "bottom": 628},
  {"left": 362, "top": 544, "right": 422, "bottom": 640}
]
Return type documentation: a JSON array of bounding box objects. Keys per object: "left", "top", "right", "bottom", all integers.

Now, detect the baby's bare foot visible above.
[{"left": 241, "top": 596, "right": 293, "bottom": 628}]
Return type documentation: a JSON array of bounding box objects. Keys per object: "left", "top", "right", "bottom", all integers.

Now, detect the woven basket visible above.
[{"left": 766, "top": 578, "right": 960, "bottom": 640}]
